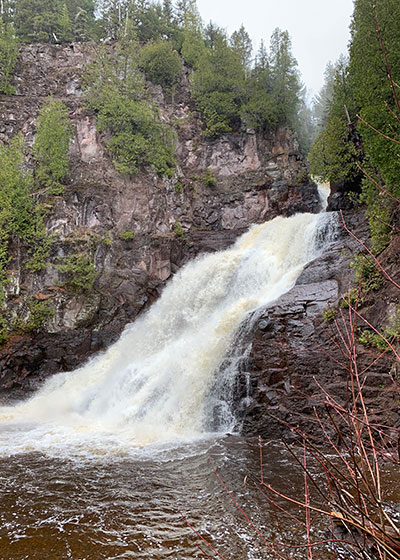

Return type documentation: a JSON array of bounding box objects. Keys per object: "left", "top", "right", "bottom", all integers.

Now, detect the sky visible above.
[{"left": 196, "top": 0, "right": 354, "bottom": 99}]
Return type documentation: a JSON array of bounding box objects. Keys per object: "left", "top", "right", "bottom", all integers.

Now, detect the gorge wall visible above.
[{"left": 0, "top": 43, "right": 320, "bottom": 394}]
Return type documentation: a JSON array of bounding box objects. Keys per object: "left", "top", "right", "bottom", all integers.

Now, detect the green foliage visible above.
[
  {"left": 322, "top": 307, "right": 337, "bottom": 323},
  {"left": 202, "top": 168, "right": 216, "bottom": 187},
  {"left": 309, "top": 115, "right": 359, "bottom": 183},
  {"left": 340, "top": 288, "right": 360, "bottom": 309},
  {"left": 33, "top": 98, "right": 74, "bottom": 193},
  {"left": 0, "top": 18, "right": 19, "bottom": 95},
  {"left": 269, "top": 28, "right": 302, "bottom": 129},
  {"left": 173, "top": 220, "right": 185, "bottom": 239},
  {"left": 310, "top": 0, "right": 400, "bottom": 251},
  {"left": 0, "top": 315, "right": 8, "bottom": 345},
  {"left": 0, "top": 134, "right": 50, "bottom": 293},
  {"left": 119, "top": 230, "right": 135, "bottom": 241},
  {"left": 14, "top": 0, "right": 65, "bottom": 42},
  {"left": 140, "top": 40, "right": 181, "bottom": 93},
  {"left": 230, "top": 25, "right": 252, "bottom": 72},
  {"left": 190, "top": 29, "right": 245, "bottom": 137},
  {"left": 18, "top": 299, "right": 54, "bottom": 332},
  {"left": 84, "top": 41, "right": 176, "bottom": 176},
  {"left": 350, "top": 253, "right": 383, "bottom": 293},
  {"left": 57, "top": 252, "right": 97, "bottom": 293},
  {"left": 358, "top": 329, "right": 389, "bottom": 351},
  {"left": 174, "top": 180, "right": 184, "bottom": 194}
]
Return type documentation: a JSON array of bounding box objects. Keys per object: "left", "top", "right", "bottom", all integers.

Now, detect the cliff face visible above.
[{"left": 0, "top": 43, "right": 319, "bottom": 393}]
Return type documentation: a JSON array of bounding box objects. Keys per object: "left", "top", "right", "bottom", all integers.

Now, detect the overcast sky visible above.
[{"left": 196, "top": 0, "right": 354, "bottom": 99}]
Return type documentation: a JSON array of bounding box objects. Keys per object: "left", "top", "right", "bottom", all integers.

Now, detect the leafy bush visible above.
[
  {"left": 57, "top": 252, "right": 97, "bottom": 293},
  {"left": 0, "top": 19, "right": 19, "bottom": 94},
  {"left": 33, "top": 97, "right": 74, "bottom": 193},
  {"left": 140, "top": 40, "right": 181, "bottom": 93}
]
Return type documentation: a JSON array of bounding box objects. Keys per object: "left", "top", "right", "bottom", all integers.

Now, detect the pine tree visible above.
[
  {"left": 58, "top": 2, "right": 73, "bottom": 42},
  {"left": 191, "top": 29, "right": 245, "bottom": 136},
  {"left": 0, "top": 17, "right": 18, "bottom": 94},
  {"left": 14, "top": 0, "right": 65, "bottom": 42},
  {"left": 269, "top": 28, "right": 302, "bottom": 128},
  {"left": 230, "top": 24, "right": 252, "bottom": 71},
  {"left": 65, "top": 0, "right": 96, "bottom": 40}
]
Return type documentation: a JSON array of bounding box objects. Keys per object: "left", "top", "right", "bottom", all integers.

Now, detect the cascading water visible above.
[{"left": 0, "top": 200, "right": 335, "bottom": 457}]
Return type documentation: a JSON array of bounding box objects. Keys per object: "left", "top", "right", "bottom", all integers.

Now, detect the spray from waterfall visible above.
[{"left": 0, "top": 201, "right": 336, "bottom": 455}]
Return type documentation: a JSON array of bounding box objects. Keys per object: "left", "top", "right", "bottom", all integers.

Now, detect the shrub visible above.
[
  {"left": 33, "top": 98, "right": 74, "bottom": 193},
  {"left": 322, "top": 306, "right": 337, "bottom": 323},
  {"left": 173, "top": 220, "right": 185, "bottom": 239},
  {"left": 140, "top": 40, "right": 181, "bottom": 93},
  {"left": 0, "top": 134, "right": 50, "bottom": 302},
  {"left": 202, "top": 168, "right": 217, "bottom": 187},
  {"left": 57, "top": 252, "right": 97, "bottom": 293},
  {"left": 119, "top": 230, "right": 135, "bottom": 241}
]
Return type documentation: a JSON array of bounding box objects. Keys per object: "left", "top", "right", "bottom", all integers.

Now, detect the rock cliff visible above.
[{"left": 0, "top": 43, "right": 319, "bottom": 393}]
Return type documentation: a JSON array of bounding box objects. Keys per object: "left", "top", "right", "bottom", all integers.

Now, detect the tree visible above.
[
  {"left": 230, "top": 24, "right": 252, "bottom": 72},
  {"left": 191, "top": 30, "right": 246, "bottom": 137},
  {"left": 33, "top": 97, "right": 74, "bottom": 193},
  {"left": 65, "top": 0, "right": 96, "bottom": 40},
  {"left": 140, "top": 39, "right": 181, "bottom": 94},
  {"left": 97, "top": 0, "right": 128, "bottom": 40},
  {"left": 180, "top": 0, "right": 204, "bottom": 67},
  {"left": 240, "top": 40, "right": 277, "bottom": 130},
  {"left": 58, "top": 2, "right": 73, "bottom": 41},
  {"left": 14, "top": 0, "right": 66, "bottom": 42},
  {"left": 269, "top": 28, "right": 302, "bottom": 128},
  {"left": 350, "top": 0, "right": 400, "bottom": 195},
  {"left": 309, "top": 56, "right": 360, "bottom": 185},
  {"left": 0, "top": 17, "right": 18, "bottom": 94}
]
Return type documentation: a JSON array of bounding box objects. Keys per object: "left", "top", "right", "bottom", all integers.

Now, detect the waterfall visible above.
[{"left": 0, "top": 208, "right": 335, "bottom": 455}]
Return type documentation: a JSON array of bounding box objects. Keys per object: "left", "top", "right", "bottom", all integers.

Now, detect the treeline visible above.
[
  {"left": 310, "top": 0, "right": 400, "bottom": 251},
  {"left": 0, "top": 0, "right": 308, "bottom": 144}
]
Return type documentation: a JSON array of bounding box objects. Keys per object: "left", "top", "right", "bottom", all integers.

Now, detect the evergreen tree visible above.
[
  {"left": 350, "top": 0, "right": 400, "bottom": 194},
  {"left": 241, "top": 41, "right": 275, "bottom": 129},
  {"left": 0, "top": 0, "right": 16, "bottom": 25},
  {"left": 65, "top": 0, "right": 96, "bottom": 40},
  {"left": 14, "top": 0, "right": 66, "bottom": 42},
  {"left": 191, "top": 29, "right": 245, "bottom": 137},
  {"left": 58, "top": 2, "right": 73, "bottom": 41},
  {"left": 180, "top": 0, "right": 204, "bottom": 67},
  {"left": 0, "top": 17, "right": 18, "bottom": 94},
  {"left": 33, "top": 97, "right": 74, "bottom": 192},
  {"left": 269, "top": 28, "right": 302, "bottom": 128},
  {"left": 230, "top": 24, "right": 252, "bottom": 71},
  {"left": 175, "top": 0, "right": 190, "bottom": 27},
  {"left": 98, "top": 0, "right": 128, "bottom": 40}
]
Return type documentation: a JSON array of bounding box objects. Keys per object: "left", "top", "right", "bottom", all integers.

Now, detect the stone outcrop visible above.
[{"left": 0, "top": 43, "right": 320, "bottom": 392}]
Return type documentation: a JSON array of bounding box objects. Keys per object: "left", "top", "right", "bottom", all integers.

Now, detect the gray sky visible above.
[{"left": 196, "top": 0, "right": 354, "bottom": 98}]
